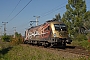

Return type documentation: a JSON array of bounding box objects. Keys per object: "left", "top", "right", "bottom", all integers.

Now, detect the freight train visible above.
[{"left": 24, "top": 20, "right": 72, "bottom": 47}]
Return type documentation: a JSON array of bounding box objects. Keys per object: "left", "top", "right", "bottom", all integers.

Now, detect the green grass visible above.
[
  {"left": 0, "top": 45, "right": 62, "bottom": 60},
  {"left": 79, "top": 40, "right": 90, "bottom": 50},
  {"left": 0, "top": 40, "right": 12, "bottom": 59},
  {"left": 72, "top": 40, "right": 90, "bottom": 50},
  {"left": 0, "top": 40, "right": 90, "bottom": 60},
  {"left": 0, "top": 41, "right": 11, "bottom": 50}
]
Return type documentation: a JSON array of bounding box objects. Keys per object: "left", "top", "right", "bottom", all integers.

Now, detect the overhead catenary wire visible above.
[
  {"left": 8, "top": 1, "right": 67, "bottom": 35},
  {"left": 40, "top": 1, "right": 67, "bottom": 18},
  {"left": 16, "top": 0, "right": 89, "bottom": 29},
  {"left": 6, "top": 0, "right": 32, "bottom": 35},
  {"left": 5, "top": 0, "right": 21, "bottom": 21},
  {"left": 8, "top": 0, "right": 32, "bottom": 22},
  {"left": 40, "top": 5, "right": 66, "bottom": 18},
  {"left": 16, "top": 1, "right": 67, "bottom": 29}
]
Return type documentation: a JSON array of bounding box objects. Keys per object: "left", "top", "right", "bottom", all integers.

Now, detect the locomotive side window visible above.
[{"left": 45, "top": 26, "right": 50, "bottom": 30}]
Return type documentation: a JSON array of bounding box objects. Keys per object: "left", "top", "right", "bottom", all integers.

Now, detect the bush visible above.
[
  {"left": 74, "top": 34, "right": 87, "bottom": 41},
  {"left": 86, "top": 33, "right": 90, "bottom": 41},
  {"left": 10, "top": 32, "right": 23, "bottom": 45},
  {"left": 10, "top": 37, "right": 23, "bottom": 45},
  {"left": 79, "top": 40, "right": 90, "bottom": 50},
  {"left": 1, "top": 35, "right": 11, "bottom": 42}
]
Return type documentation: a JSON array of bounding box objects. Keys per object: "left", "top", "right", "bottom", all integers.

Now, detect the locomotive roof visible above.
[
  {"left": 28, "top": 25, "right": 41, "bottom": 30},
  {"left": 27, "top": 20, "right": 64, "bottom": 30},
  {"left": 46, "top": 19, "right": 57, "bottom": 22},
  {"left": 46, "top": 19, "right": 63, "bottom": 23}
]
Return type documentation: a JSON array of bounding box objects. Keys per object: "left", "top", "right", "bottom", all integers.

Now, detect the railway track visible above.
[
  {"left": 66, "top": 46, "right": 90, "bottom": 56},
  {"left": 47, "top": 45, "right": 90, "bottom": 58}
]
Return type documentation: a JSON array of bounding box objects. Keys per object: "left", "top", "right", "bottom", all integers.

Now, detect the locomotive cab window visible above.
[
  {"left": 54, "top": 24, "right": 60, "bottom": 30},
  {"left": 54, "top": 24, "right": 67, "bottom": 31},
  {"left": 60, "top": 24, "right": 67, "bottom": 31}
]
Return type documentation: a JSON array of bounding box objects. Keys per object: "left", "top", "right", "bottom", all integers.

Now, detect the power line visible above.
[
  {"left": 41, "top": 6, "right": 65, "bottom": 18},
  {"left": 40, "top": 1, "right": 67, "bottom": 18},
  {"left": 8, "top": 0, "right": 32, "bottom": 22},
  {"left": 5, "top": 0, "right": 21, "bottom": 21},
  {"left": 41, "top": 1, "right": 67, "bottom": 16},
  {"left": 16, "top": 1, "right": 67, "bottom": 29}
]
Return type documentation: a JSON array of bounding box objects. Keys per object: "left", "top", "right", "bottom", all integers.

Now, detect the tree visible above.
[
  {"left": 62, "top": 0, "right": 87, "bottom": 37},
  {"left": 53, "top": 13, "right": 61, "bottom": 21},
  {"left": 84, "top": 11, "right": 90, "bottom": 30}
]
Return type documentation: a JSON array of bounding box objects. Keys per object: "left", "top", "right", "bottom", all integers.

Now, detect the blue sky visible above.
[{"left": 0, "top": 0, "right": 90, "bottom": 36}]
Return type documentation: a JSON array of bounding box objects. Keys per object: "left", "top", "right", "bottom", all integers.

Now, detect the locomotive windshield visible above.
[{"left": 54, "top": 24, "right": 67, "bottom": 31}]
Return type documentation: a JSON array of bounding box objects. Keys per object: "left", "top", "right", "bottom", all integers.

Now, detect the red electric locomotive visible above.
[{"left": 24, "top": 20, "right": 72, "bottom": 47}]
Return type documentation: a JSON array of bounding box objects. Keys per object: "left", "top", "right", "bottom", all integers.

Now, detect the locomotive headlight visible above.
[
  {"left": 59, "top": 33, "right": 62, "bottom": 36},
  {"left": 54, "top": 33, "right": 56, "bottom": 37}
]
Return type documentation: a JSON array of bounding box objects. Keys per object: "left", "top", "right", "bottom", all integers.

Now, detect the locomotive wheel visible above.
[
  {"left": 62, "top": 42, "right": 66, "bottom": 48},
  {"left": 42, "top": 42, "right": 47, "bottom": 48},
  {"left": 37, "top": 41, "right": 42, "bottom": 46},
  {"left": 49, "top": 43, "right": 54, "bottom": 48},
  {"left": 42, "top": 42, "right": 50, "bottom": 48},
  {"left": 24, "top": 40, "right": 28, "bottom": 44}
]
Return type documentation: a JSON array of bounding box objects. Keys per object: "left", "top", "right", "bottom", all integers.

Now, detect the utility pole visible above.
[
  {"left": 30, "top": 21, "right": 36, "bottom": 27},
  {"left": 13, "top": 27, "right": 16, "bottom": 38},
  {"left": 33, "top": 16, "right": 40, "bottom": 26},
  {"left": 2, "top": 22, "right": 8, "bottom": 35},
  {"left": 0, "top": 26, "right": 2, "bottom": 38}
]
